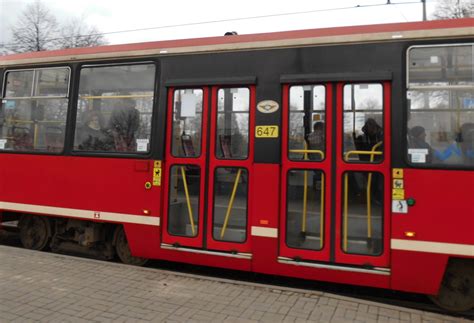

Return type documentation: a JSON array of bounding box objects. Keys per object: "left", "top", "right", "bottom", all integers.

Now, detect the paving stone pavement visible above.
[{"left": 0, "top": 245, "right": 470, "bottom": 323}]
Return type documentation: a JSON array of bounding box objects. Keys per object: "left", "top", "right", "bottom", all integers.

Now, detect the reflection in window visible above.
[
  {"left": 342, "top": 171, "right": 383, "bottom": 256},
  {"left": 343, "top": 84, "right": 383, "bottom": 163},
  {"left": 168, "top": 165, "right": 200, "bottom": 237},
  {"left": 288, "top": 85, "right": 326, "bottom": 161},
  {"left": 286, "top": 169, "right": 324, "bottom": 251},
  {"left": 408, "top": 44, "right": 473, "bottom": 87},
  {"left": 0, "top": 68, "right": 70, "bottom": 152},
  {"left": 74, "top": 64, "right": 155, "bottom": 153},
  {"left": 407, "top": 45, "right": 474, "bottom": 167},
  {"left": 216, "top": 88, "right": 249, "bottom": 159},
  {"left": 213, "top": 167, "right": 248, "bottom": 243},
  {"left": 172, "top": 89, "right": 203, "bottom": 158}
]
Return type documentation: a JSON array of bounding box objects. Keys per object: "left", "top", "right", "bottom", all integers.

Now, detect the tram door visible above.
[
  {"left": 162, "top": 86, "right": 255, "bottom": 253},
  {"left": 280, "top": 82, "right": 391, "bottom": 268}
]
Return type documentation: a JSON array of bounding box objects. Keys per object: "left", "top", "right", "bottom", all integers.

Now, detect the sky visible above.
[{"left": 0, "top": 0, "right": 439, "bottom": 48}]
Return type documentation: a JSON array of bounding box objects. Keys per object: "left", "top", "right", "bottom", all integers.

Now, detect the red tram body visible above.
[{"left": 0, "top": 19, "right": 473, "bottom": 311}]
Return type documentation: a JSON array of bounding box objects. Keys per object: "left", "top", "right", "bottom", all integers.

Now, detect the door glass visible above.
[
  {"left": 289, "top": 85, "right": 326, "bottom": 161},
  {"left": 286, "top": 169, "right": 325, "bottom": 251},
  {"left": 343, "top": 84, "right": 383, "bottom": 163},
  {"left": 168, "top": 165, "right": 201, "bottom": 237},
  {"left": 212, "top": 167, "right": 248, "bottom": 243},
  {"left": 216, "top": 88, "right": 250, "bottom": 159},
  {"left": 171, "top": 89, "right": 203, "bottom": 157},
  {"left": 342, "top": 171, "right": 383, "bottom": 256}
]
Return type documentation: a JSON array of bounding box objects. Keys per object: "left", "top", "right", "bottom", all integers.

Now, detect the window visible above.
[
  {"left": 74, "top": 63, "right": 155, "bottom": 153},
  {"left": 171, "top": 89, "right": 203, "bottom": 158},
  {"left": 288, "top": 85, "right": 326, "bottom": 161},
  {"left": 343, "top": 83, "right": 384, "bottom": 163},
  {"left": 216, "top": 88, "right": 250, "bottom": 159},
  {"left": 407, "top": 44, "right": 474, "bottom": 167},
  {"left": 0, "top": 68, "right": 70, "bottom": 152}
]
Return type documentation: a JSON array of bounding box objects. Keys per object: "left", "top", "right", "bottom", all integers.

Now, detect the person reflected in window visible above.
[
  {"left": 305, "top": 121, "right": 325, "bottom": 161},
  {"left": 79, "top": 111, "right": 111, "bottom": 151},
  {"left": 109, "top": 98, "right": 140, "bottom": 152},
  {"left": 409, "top": 126, "right": 433, "bottom": 163},
  {"left": 354, "top": 118, "right": 383, "bottom": 162}
]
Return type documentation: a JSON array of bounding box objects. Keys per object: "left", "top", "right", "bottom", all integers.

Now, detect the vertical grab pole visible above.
[
  {"left": 180, "top": 166, "right": 196, "bottom": 236},
  {"left": 366, "top": 142, "right": 382, "bottom": 241},
  {"left": 301, "top": 142, "right": 309, "bottom": 233},
  {"left": 220, "top": 169, "right": 242, "bottom": 239}
]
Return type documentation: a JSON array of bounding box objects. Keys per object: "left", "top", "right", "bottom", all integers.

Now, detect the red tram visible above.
[{"left": 0, "top": 18, "right": 473, "bottom": 312}]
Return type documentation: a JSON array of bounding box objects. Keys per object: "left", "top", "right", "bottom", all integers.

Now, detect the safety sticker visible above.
[
  {"left": 393, "top": 179, "right": 404, "bottom": 189},
  {"left": 392, "top": 168, "right": 404, "bottom": 179},
  {"left": 153, "top": 160, "right": 162, "bottom": 186},
  {"left": 392, "top": 188, "right": 405, "bottom": 200},
  {"left": 392, "top": 200, "right": 408, "bottom": 214}
]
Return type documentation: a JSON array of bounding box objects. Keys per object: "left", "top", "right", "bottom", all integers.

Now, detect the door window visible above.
[
  {"left": 343, "top": 84, "right": 383, "bottom": 163},
  {"left": 212, "top": 167, "right": 248, "bottom": 243},
  {"left": 216, "top": 88, "right": 250, "bottom": 159},
  {"left": 288, "top": 85, "right": 326, "bottom": 161},
  {"left": 171, "top": 89, "right": 203, "bottom": 158}
]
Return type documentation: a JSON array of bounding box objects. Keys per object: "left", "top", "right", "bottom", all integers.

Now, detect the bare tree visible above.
[
  {"left": 432, "top": 0, "right": 473, "bottom": 19},
  {"left": 56, "top": 17, "right": 107, "bottom": 49},
  {"left": 10, "top": 0, "right": 59, "bottom": 53}
]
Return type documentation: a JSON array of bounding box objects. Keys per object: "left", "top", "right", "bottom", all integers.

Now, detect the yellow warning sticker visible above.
[
  {"left": 392, "top": 188, "right": 405, "bottom": 200},
  {"left": 393, "top": 179, "right": 404, "bottom": 189},
  {"left": 153, "top": 160, "right": 162, "bottom": 186},
  {"left": 393, "top": 168, "right": 404, "bottom": 179}
]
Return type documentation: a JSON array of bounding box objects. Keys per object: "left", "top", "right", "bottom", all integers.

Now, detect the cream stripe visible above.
[
  {"left": 391, "top": 239, "right": 474, "bottom": 257},
  {"left": 0, "top": 202, "right": 160, "bottom": 227},
  {"left": 251, "top": 226, "right": 278, "bottom": 238}
]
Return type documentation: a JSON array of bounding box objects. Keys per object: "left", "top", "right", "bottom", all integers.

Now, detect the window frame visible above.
[
  {"left": 406, "top": 43, "right": 474, "bottom": 169},
  {"left": 170, "top": 87, "right": 205, "bottom": 159},
  {"left": 214, "top": 86, "right": 251, "bottom": 161},
  {"left": 342, "top": 82, "right": 385, "bottom": 164},
  {"left": 72, "top": 61, "right": 158, "bottom": 156},
  {"left": 3, "top": 66, "right": 71, "bottom": 100},
  {"left": 0, "top": 66, "right": 72, "bottom": 154},
  {"left": 287, "top": 84, "right": 327, "bottom": 162}
]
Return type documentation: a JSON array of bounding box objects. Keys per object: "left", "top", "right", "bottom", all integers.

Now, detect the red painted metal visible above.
[{"left": 1, "top": 18, "right": 472, "bottom": 63}]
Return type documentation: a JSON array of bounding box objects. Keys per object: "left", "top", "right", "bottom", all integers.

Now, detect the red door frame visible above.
[
  {"left": 279, "top": 83, "right": 334, "bottom": 262},
  {"left": 206, "top": 86, "right": 256, "bottom": 253},
  {"left": 334, "top": 81, "right": 391, "bottom": 267},
  {"left": 162, "top": 87, "right": 209, "bottom": 248},
  {"left": 280, "top": 82, "right": 391, "bottom": 268},
  {"left": 162, "top": 86, "right": 255, "bottom": 253}
]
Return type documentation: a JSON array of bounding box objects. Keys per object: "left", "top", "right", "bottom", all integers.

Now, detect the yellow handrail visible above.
[
  {"left": 366, "top": 141, "right": 383, "bottom": 241},
  {"left": 289, "top": 149, "right": 324, "bottom": 159},
  {"left": 220, "top": 169, "right": 242, "bottom": 239},
  {"left": 180, "top": 166, "right": 196, "bottom": 236},
  {"left": 342, "top": 141, "right": 383, "bottom": 252}
]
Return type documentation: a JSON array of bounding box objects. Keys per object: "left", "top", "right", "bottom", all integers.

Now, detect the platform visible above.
[{"left": 0, "top": 244, "right": 468, "bottom": 323}]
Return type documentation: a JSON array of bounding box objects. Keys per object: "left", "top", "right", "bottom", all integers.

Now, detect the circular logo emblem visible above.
[{"left": 257, "top": 100, "right": 279, "bottom": 114}]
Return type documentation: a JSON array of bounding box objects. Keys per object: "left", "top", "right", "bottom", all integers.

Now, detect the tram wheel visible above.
[
  {"left": 429, "top": 259, "right": 474, "bottom": 312},
  {"left": 19, "top": 215, "right": 51, "bottom": 251},
  {"left": 114, "top": 226, "right": 148, "bottom": 266}
]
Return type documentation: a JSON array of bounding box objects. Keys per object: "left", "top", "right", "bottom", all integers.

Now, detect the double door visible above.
[
  {"left": 280, "top": 82, "right": 391, "bottom": 267},
  {"left": 162, "top": 86, "right": 255, "bottom": 253}
]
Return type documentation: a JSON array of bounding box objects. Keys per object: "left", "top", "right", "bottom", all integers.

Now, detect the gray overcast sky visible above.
[{"left": 0, "top": 0, "right": 438, "bottom": 47}]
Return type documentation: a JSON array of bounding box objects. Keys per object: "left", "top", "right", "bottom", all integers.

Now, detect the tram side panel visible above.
[{"left": 390, "top": 169, "right": 474, "bottom": 295}]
